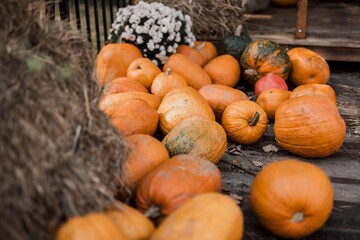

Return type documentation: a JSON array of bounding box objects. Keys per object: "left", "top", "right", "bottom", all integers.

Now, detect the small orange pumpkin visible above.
[
  {"left": 287, "top": 47, "right": 330, "bottom": 85},
  {"left": 150, "top": 67, "right": 188, "bottom": 100},
  {"left": 127, "top": 57, "right": 162, "bottom": 90},
  {"left": 274, "top": 95, "right": 346, "bottom": 158},
  {"left": 199, "top": 84, "right": 248, "bottom": 121},
  {"left": 162, "top": 116, "right": 227, "bottom": 164},
  {"left": 163, "top": 54, "right": 212, "bottom": 90},
  {"left": 204, "top": 54, "right": 241, "bottom": 87},
  {"left": 96, "top": 43, "right": 142, "bottom": 86},
  {"left": 135, "top": 154, "right": 222, "bottom": 220},
  {"left": 122, "top": 134, "right": 169, "bottom": 196},
  {"left": 290, "top": 83, "right": 336, "bottom": 103},
  {"left": 106, "top": 201, "right": 155, "bottom": 240},
  {"left": 176, "top": 44, "right": 205, "bottom": 66},
  {"left": 256, "top": 88, "right": 291, "bottom": 120},
  {"left": 157, "top": 86, "right": 215, "bottom": 135},
  {"left": 194, "top": 41, "right": 218, "bottom": 65},
  {"left": 222, "top": 100, "right": 268, "bottom": 145},
  {"left": 250, "top": 159, "right": 334, "bottom": 239},
  {"left": 102, "top": 77, "right": 148, "bottom": 96}
]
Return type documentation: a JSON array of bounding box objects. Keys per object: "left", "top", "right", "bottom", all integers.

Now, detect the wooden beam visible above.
[{"left": 295, "top": 0, "right": 308, "bottom": 39}]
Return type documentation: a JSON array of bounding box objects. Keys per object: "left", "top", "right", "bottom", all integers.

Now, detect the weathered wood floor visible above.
[{"left": 218, "top": 62, "right": 360, "bottom": 239}]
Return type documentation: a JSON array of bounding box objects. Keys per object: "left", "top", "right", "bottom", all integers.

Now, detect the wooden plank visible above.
[{"left": 295, "top": 0, "right": 308, "bottom": 39}]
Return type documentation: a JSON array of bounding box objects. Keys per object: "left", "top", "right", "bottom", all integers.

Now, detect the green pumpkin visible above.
[
  {"left": 220, "top": 26, "right": 252, "bottom": 61},
  {"left": 240, "top": 40, "right": 291, "bottom": 85}
]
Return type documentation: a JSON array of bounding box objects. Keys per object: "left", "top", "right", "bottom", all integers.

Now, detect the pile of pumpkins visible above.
[{"left": 54, "top": 37, "right": 346, "bottom": 240}]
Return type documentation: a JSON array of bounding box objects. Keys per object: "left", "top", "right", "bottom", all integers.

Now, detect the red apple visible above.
[{"left": 254, "top": 73, "right": 288, "bottom": 97}]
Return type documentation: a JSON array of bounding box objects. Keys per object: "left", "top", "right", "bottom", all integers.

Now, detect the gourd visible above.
[
  {"left": 102, "top": 77, "right": 148, "bottom": 96},
  {"left": 256, "top": 88, "right": 291, "bottom": 120},
  {"left": 163, "top": 53, "right": 212, "bottom": 90},
  {"left": 274, "top": 95, "right": 346, "bottom": 158},
  {"left": 96, "top": 43, "right": 142, "bottom": 86},
  {"left": 220, "top": 25, "right": 252, "bottom": 60},
  {"left": 194, "top": 41, "right": 218, "bottom": 65},
  {"left": 222, "top": 100, "right": 268, "bottom": 145},
  {"left": 151, "top": 193, "right": 244, "bottom": 240},
  {"left": 162, "top": 116, "right": 227, "bottom": 164},
  {"left": 55, "top": 213, "right": 128, "bottom": 240},
  {"left": 106, "top": 201, "right": 155, "bottom": 240},
  {"left": 240, "top": 40, "right": 291, "bottom": 85},
  {"left": 157, "top": 86, "right": 215, "bottom": 135},
  {"left": 175, "top": 44, "right": 205, "bottom": 66},
  {"left": 122, "top": 134, "right": 169, "bottom": 197},
  {"left": 199, "top": 84, "right": 248, "bottom": 121},
  {"left": 254, "top": 73, "right": 288, "bottom": 97},
  {"left": 290, "top": 83, "right": 336, "bottom": 103},
  {"left": 135, "top": 154, "right": 222, "bottom": 220},
  {"left": 150, "top": 68, "right": 188, "bottom": 100},
  {"left": 203, "top": 54, "right": 241, "bottom": 87},
  {"left": 250, "top": 159, "right": 334, "bottom": 239},
  {"left": 287, "top": 47, "right": 330, "bottom": 85}
]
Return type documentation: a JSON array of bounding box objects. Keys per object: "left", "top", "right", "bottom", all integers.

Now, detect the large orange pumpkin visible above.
[
  {"left": 250, "top": 159, "right": 334, "bottom": 239},
  {"left": 175, "top": 44, "right": 205, "bottom": 66},
  {"left": 96, "top": 43, "right": 142, "bottom": 86},
  {"left": 290, "top": 83, "right": 336, "bottom": 103},
  {"left": 162, "top": 116, "right": 227, "bottom": 164},
  {"left": 240, "top": 40, "right": 291, "bottom": 85},
  {"left": 151, "top": 193, "right": 244, "bottom": 240},
  {"left": 157, "top": 86, "right": 215, "bottom": 135},
  {"left": 274, "top": 95, "right": 346, "bottom": 158},
  {"left": 287, "top": 47, "right": 330, "bottom": 85},
  {"left": 135, "top": 154, "right": 222, "bottom": 220},
  {"left": 194, "top": 41, "right": 218, "bottom": 65},
  {"left": 222, "top": 100, "right": 268, "bottom": 145},
  {"left": 55, "top": 213, "right": 128, "bottom": 240},
  {"left": 102, "top": 77, "right": 148, "bottom": 96}
]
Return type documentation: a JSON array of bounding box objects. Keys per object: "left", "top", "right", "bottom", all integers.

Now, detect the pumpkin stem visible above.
[
  {"left": 244, "top": 68, "right": 258, "bottom": 76},
  {"left": 194, "top": 41, "right": 206, "bottom": 51},
  {"left": 165, "top": 67, "right": 171, "bottom": 76},
  {"left": 291, "top": 212, "right": 304, "bottom": 223},
  {"left": 248, "top": 111, "right": 260, "bottom": 126},
  {"left": 235, "top": 25, "right": 243, "bottom": 37},
  {"left": 144, "top": 205, "right": 161, "bottom": 220}
]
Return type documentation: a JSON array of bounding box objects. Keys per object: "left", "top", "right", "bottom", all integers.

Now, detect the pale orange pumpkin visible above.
[
  {"left": 274, "top": 95, "right": 346, "bottom": 158},
  {"left": 135, "top": 154, "right": 222, "bottom": 220},
  {"left": 127, "top": 57, "right": 162, "bottom": 90},
  {"left": 199, "top": 84, "right": 248, "bottom": 121},
  {"left": 204, "top": 54, "right": 241, "bottom": 87},
  {"left": 256, "top": 88, "right": 291, "bottom": 120},
  {"left": 290, "top": 83, "right": 336, "bottom": 103},
  {"left": 287, "top": 47, "right": 330, "bottom": 85},
  {"left": 194, "top": 41, "right": 218, "bottom": 65},
  {"left": 102, "top": 77, "right": 148, "bottom": 96},
  {"left": 163, "top": 54, "right": 211, "bottom": 90},
  {"left": 222, "top": 100, "right": 268, "bottom": 145},
  {"left": 106, "top": 201, "right": 155, "bottom": 240},
  {"left": 176, "top": 45, "right": 205, "bottom": 66},
  {"left": 150, "top": 68, "right": 188, "bottom": 100},
  {"left": 250, "top": 159, "right": 334, "bottom": 239},
  {"left": 162, "top": 116, "right": 227, "bottom": 164},
  {"left": 96, "top": 43, "right": 142, "bottom": 86},
  {"left": 151, "top": 193, "right": 244, "bottom": 240},
  {"left": 157, "top": 86, "right": 215, "bottom": 135}
]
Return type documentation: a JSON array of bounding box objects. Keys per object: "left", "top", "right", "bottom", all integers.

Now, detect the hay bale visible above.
[
  {"left": 0, "top": 1, "right": 129, "bottom": 239},
  {"left": 132, "top": 0, "right": 246, "bottom": 41}
]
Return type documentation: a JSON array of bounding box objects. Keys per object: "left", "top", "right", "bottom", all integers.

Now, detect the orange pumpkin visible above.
[
  {"left": 162, "top": 116, "right": 227, "bottom": 164},
  {"left": 204, "top": 54, "right": 241, "bottom": 87},
  {"left": 240, "top": 40, "right": 291, "bottom": 85},
  {"left": 222, "top": 100, "right": 268, "bottom": 145},
  {"left": 256, "top": 88, "right": 291, "bottom": 120},
  {"left": 199, "top": 84, "right": 248, "bottom": 121},
  {"left": 157, "top": 86, "right": 215, "bottom": 135},
  {"left": 194, "top": 41, "right": 218, "bottom": 65},
  {"left": 250, "top": 159, "right": 334, "bottom": 239},
  {"left": 135, "top": 154, "right": 222, "bottom": 220},
  {"left": 163, "top": 54, "right": 211, "bottom": 90},
  {"left": 274, "top": 95, "right": 346, "bottom": 158},
  {"left": 150, "top": 68, "right": 188, "bottom": 100},
  {"left": 102, "top": 77, "right": 148, "bottom": 96},
  {"left": 55, "top": 213, "right": 128, "bottom": 240},
  {"left": 96, "top": 43, "right": 142, "bottom": 86},
  {"left": 122, "top": 134, "right": 169, "bottom": 196},
  {"left": 127, "top": 57, "right": 162, "bottom": 89},
  {"left": 102, "top": 98, "right": 159, "bottom": 136},
  {"left": 290, "top": 83, "right": 336, "bottom": 103},
  {"left": 151, "top": 193, "right": 244, "bottom": 240},
  {"left": 106, "top": 201, "right": 155, "bottom": 240},
  {"left": 287, "top": 47, "right": 330, "bottom": 85},
  {"left": 176, "top": 45, "right": 205, "bottom": 66}
]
